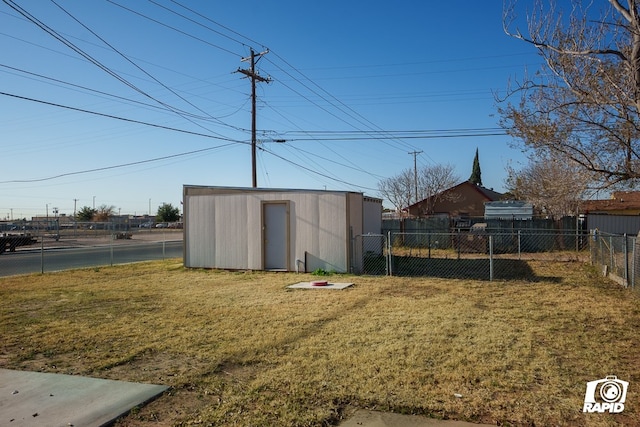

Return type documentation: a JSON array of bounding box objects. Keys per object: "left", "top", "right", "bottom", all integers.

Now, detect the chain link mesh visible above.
[
  {"left": 590, "top": 231, "right": 636, "bottom": 289},
  {"left": 354, "top": 230, "right": 591, "bottom": 281}
]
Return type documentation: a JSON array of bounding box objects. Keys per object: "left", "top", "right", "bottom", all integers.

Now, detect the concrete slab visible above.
[
  {"left": 339, "top": 410, "right": 495, "bottom": 427},
  {"left": 0, "top": 368, "right": 167, "bottom": 427},
  {"left": 288, "top": 281, "right": 354, "bottom": 290}
]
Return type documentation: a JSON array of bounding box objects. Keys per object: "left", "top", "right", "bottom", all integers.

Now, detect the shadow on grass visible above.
[{"left": 385, "top": 256, "right": 561, "bottom": 281}]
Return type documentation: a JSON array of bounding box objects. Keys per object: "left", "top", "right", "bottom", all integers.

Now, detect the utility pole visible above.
[
  {"left": 408, "top": 150, "right": 422, "bottom": 202},
  {"left": 238, "top": 48, "right": 270, "bottom": 188}
]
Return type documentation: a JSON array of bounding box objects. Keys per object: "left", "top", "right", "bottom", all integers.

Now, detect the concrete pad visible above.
[
  {"left": 339, "top": 410, "right": 494, "bottom": 427},
  {"left": 0, "top": 368, "right": 167, "bottom": 426},
  {"left": 288, "top": 281, "right": 354, "bottom": 290}
]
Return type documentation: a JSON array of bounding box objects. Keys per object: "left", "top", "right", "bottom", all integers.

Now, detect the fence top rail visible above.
[
  {"left": 389, "top": 231, "right": 590, "bottom": 236},
  {"left": 592, "top": 230, "right": 639, "bottom": 237}
]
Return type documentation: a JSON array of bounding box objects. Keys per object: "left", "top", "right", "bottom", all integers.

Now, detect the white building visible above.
[{"left": 183, "top": 186, "right": 382, "bottom": 273}]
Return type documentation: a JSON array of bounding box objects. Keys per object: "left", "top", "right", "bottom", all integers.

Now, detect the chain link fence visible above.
[
  {"left": 354, "top": 230, "right": 590, "bottom": 280},
  {"left": 590, "top": 231, "right": 637, "bottom": 289},
  {"left": 0, "top": 228, "right": 183, "bottom": 277}
]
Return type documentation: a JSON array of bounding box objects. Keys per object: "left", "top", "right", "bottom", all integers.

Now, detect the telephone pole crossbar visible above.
[{"left": 237, "top": 48, "right": 270, "bottom": 188}]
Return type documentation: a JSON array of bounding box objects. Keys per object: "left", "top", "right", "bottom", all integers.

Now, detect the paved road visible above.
[{"left": 0, "top": 240, "right": 183, "bottom": 277}]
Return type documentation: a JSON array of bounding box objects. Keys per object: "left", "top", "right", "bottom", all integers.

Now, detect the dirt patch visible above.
[{"left": 114, "top": 387, "right": 218, "bottom": 427}]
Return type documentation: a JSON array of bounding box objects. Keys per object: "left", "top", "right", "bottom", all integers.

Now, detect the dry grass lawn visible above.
[{"left": 1, "top": 260, "right": 639, "bottom": 426}]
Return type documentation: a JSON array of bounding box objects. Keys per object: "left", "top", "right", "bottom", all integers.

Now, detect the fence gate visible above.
[{"left": 352, "top": 234, "right": 387, "bottom": 275}]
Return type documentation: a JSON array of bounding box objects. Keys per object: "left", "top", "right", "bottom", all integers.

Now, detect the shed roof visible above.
[{"left": 183, "top": 185, "right": 382, "bottom": 203}]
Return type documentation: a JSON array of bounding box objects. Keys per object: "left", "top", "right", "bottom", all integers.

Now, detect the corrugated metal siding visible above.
[
  {"left": 184, "top": 195, "right": 215, "bottom": 268},
  {"left": 348, "top": 193, "right": 363, "bottom": 273},
  {"left": 484, "top": 202, "right": 533, "bottom": 220},
  {"left": 588, "top": 214, "right": 640, "bottom": 235},
  {"left": 303, "top": 192, "right": 348, "bottom": 272},
  {"left": 215, "top": 194, "right": 251, "bottom": 269}
]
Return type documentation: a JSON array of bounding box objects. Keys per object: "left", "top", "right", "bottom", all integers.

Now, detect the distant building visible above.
[
  {"left": 582, "top": 191, "right": 640, "bottom": 235},
  {"left": 484, "top": 201, "right": 533, "bottom": 220},
  {"left": 582, "top": 191, "right": 640, "bottom": 215},
  {"left": 406, "top": 181, "right": 504, "bottom": 218}
]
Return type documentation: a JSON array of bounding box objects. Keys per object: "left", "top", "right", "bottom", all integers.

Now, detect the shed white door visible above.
[{"left": 263, "top": 202, "right": 289, "bottom": 270}]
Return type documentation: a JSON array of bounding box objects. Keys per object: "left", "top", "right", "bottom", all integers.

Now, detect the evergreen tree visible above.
[
  {"left": 157, "top": 203, "right": 181, "bottom": 222},
  {"left": 469, "top": 148, "right": 482, "bottom": 186},
  {"left": 76, "top": 206, "right": 97, "bottom": 221}
]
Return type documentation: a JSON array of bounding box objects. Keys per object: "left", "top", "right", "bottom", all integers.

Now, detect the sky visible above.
[{"left": 0, "top": 0, "right": 545, "bottom": 219}]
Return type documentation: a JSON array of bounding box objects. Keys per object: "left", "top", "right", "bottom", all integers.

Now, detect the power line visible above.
[
  {"left": 265, "top": 52, "right": 423, "bottom": 152},
  {"left": 0, "top": 62, "right": 197, "bottom": 118},
  {"left": 0, "top": 91, "right": 244, "bottom": 142},
  {"left": 150, "top": 0, "right": 253, "bottom": 50},
  {"left": 259, "top": 146, "right": 378, "bottom": 192},
  {"left": 279, "top": 127, "right": 506, "bottom": 135},
  {"left": 52, "top": 0, "right": 225, "bottom": 124},
  {"left": 169, "top": 0, "right": 266, "bottom": 50},
  {"left": 0, "top": 1, "right": 511, "bottom": 195},
  {"left": 0, "top": 143, "right": 239, "bottom": 184},
  {"left": 283, "top": 144, "right": 387, "bottom": 180},
  {"left": 39, "top": 0, "right": 238, "bottom": 139},
  {"left": 106, "top": 0, "right": 241, "bottom": 57},
  {"left": 298, "top": 52, "right": 537, "bottom": 71},
  {"left": 262, "top": 99, "right": 386, "bottom": 181},
  {"left": 272, "top": 131, "right": 508, "bottom": 142}
]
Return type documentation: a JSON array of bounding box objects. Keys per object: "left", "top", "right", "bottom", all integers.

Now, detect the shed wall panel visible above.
[
  {"left": 247, "top": 195, "right": 262, "bottom": 269},
  {"left": 349, "top": 193, "right": 362, "bottom": 272},
  {"left": 213, "top": 194, "right": 250, "bottom": 269},
  {"left": 312, "top": 193, "right": 348, "bottom": 272},
  {"left": 184, "top": 195, "right": 215, "bottom": 268}
]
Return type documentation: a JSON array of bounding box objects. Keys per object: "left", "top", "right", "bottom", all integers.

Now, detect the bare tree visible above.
[
  {"left": 94, "top": 204, "right": 116, "bottom": 222},
  {"left": 500, "top": 0, "right": 640, "bottom": 188},
  {"left": 417, "top": 163, "right": 460, "bottom": 215},
  {"left": 506, "top": 152, "right": 593, "bottom": 219},
  {"left": 378, "top": 168, "right": 415, "bottom": 215},
  {"left": 378, "top": 164, "right": 459, "bottom": 216}
]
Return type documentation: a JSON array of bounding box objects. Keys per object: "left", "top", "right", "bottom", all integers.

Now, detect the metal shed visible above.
[
  {"left": 183, "top": 185, "right": 382, "bottom": 273},
  {"left": 484, "top": 201, "right": 533, "bottom": 220}
]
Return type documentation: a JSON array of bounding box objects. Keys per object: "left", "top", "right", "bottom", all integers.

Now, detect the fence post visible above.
[
  {"left": 387, "top": 231, "right": 393, "bottom": 276},
  {"left": 624, "top": 234, "right": 629, "bottom": 288},
  {"left": 489, "top": 234, "right": 494, "bottom": 281},
  {"left": 518, "top": 230, "right": 521, "bottom": 260},
  {"left": 609, "top": 236, "right": 614, "bottom": 272},
  {"left": 633, "top": 235, "right": 637, "bottom": 289},
  {"left": 631, "top": 236, "right": 638, "bottom": 289},
  {"left": 40, "top": 236, "right": 44, "bottom": 274}
]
